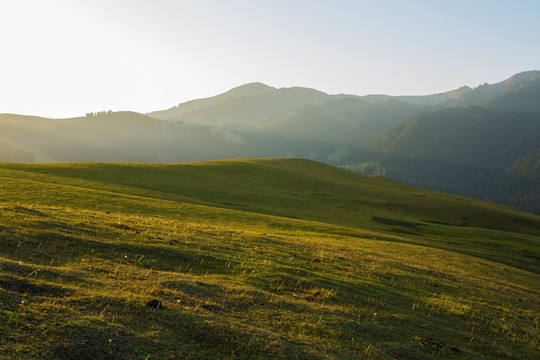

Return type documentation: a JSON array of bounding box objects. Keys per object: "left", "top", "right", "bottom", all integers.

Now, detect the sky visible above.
[{"left": 1, "top": 0, "right": 539, "bottom": 118}]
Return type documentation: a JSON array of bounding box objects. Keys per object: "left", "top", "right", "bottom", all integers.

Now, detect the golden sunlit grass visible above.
[{"left": 0, "top": 159, "right": 539, "bottom": 359}]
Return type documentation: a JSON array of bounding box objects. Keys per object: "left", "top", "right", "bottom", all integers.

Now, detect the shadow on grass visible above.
[
  {"left": 42, "top": 297, "right": 321, "bottom": 360},
  {"left": 0, "top": 276, "right": 73, "bottom": 297}
]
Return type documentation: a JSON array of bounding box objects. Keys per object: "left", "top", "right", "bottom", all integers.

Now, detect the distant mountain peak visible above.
[
  {"left": 498, "top": 70, "right": 540, "bottom": 86},
  {"left": 223, "top": 82, "right": 276, "bottom": 98}
]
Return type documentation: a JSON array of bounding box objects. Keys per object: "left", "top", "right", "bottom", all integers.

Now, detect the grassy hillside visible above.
[{"left": 1, "top": 159, "right": 539, "bottom": 359}]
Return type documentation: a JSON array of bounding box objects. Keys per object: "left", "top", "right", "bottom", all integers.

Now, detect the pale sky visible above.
[{"left": 1, "top": 0, "right": 539, "bottom": 118}]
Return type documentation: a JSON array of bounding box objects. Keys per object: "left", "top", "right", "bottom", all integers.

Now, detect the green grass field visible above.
[{"left": 1, "top": 158, "right": 539, "bottom": 359}]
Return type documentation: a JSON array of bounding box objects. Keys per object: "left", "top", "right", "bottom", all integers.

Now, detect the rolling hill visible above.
[
  {"left": 0, "top": 159, "right": 539, "bottom": 359},
  {"left": 0, "top": 112, "right": 238, "bottom": 163}
]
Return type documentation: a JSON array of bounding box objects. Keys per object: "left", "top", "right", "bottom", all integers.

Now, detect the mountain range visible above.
[{"left": 1, "top": 70, "right": 539, "bottom": 213}]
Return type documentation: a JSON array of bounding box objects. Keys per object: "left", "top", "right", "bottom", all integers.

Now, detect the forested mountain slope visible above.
[{"left": 346, "top": 106, "right": 540, "bottom": 213}]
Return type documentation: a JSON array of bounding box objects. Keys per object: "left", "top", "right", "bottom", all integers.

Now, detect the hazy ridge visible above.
[{"left": 1, "top": 70, "right": 539, "bottom": 214}]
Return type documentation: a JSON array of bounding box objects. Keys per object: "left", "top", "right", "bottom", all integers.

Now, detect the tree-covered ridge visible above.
[
  {"left": 340, "top": 106, "right": 540, "bottom": 214},
  {"left": 366, "top": 106, "right": 540, "bottom": 170},
  {"left": 507, "top": 147, "right": 540, "bottom": 178},
  {"left": 486, "top": 76, "right": 540, "bottom": 114}
]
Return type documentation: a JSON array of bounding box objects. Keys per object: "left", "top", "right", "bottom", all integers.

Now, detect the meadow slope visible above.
[{"left": 0, "top": 159, "right": 539, "bottom": 359}]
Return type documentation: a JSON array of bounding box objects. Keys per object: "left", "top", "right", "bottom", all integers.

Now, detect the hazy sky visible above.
[{"left": 1, "top": 0, "right": 539, "bottom": 118}]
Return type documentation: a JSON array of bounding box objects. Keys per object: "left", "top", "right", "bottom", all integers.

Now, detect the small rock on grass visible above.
[{"left": 146, "top": 300, "right": 163, "bottom": 309}]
